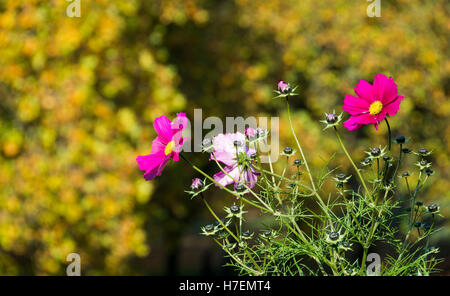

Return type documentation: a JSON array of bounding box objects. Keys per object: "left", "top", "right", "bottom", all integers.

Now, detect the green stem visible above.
[
  {"left": 385, "top": 118, "right": 392, "bottom": 151},
  {"left": 286, "top": 99, "right": 316, "bottom": 192},
  {"left": 333, "top": 127, "right": 373, "bottom": 202}
]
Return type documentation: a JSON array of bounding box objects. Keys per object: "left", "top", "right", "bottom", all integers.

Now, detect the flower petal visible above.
[
  {"left": 342, "top": 94, "right": 370, "bottom": 115},
  {"left": 373, "top": 74, "right": 398, "bottom": 104},
  {"left": 153, "top": 115, "right": 174, "bottom": 144},
  {"left": 151, "top": 136, "right": 167, "bottom": 154},
  {"left": 354, "top": 79, "right": 375, "bottom": 103},
  {"left": 136, "top": 153, "right": 170, "bottom": 180},
  {"left": 344, "top": 114, "right": 377, "bottom": 131},
  {"left": 383, "top": 95, "right": 404, "bottom": 116},
  {"left": 211, "top": 133, "right": 246, "bottom": 166},
  {"left": 213, "top": 166, "right": 239, "bottom": 187},
  {"left": 239, "top": 166, "right": 260, "bottom": 189}
]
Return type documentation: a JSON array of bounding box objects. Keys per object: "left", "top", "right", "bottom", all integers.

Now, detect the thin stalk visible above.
[
  {"left": 333, "top": 127, "right": 373, "bottom": 202},
  {"left": 385, "top": 118, "right": 392, "bottom": 151},
  {"left": 286, "top": 98, "right": 316, "bottom": 192}
]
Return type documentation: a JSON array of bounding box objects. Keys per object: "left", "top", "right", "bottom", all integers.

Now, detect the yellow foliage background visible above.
[{"left": 0, "top": 0, "right": 448, "bottom": 274}]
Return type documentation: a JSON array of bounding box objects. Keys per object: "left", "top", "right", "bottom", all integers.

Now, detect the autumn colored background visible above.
[{"left": 0, "top": 0, "right": 448, "bottom": 275}]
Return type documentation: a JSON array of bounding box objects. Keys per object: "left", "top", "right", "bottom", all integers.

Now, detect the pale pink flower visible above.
[{"left": 210, "top": 132, "right": 260, "bottom": 189}]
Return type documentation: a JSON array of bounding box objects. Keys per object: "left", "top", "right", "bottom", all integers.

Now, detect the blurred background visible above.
[{"left": 0, "top": 0, "right": 448, "bottom": 275}]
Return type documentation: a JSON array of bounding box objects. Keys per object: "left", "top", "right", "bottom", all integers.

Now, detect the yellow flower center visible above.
[
  {"left": 369, "top": 101, "right": 383, "bottom": 115},
  {"left": 164, "top": 141, "right": 175, "bottom": 155}
]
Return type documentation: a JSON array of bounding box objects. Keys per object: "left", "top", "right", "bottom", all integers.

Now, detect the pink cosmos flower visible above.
[
  {"left": 210, "top": 132, "right": 260, "bottom": 189},
  {"left": 342, "top": 74, "right": 404, "bottom": 131},
  {"left": 136, "top": 113, "right": 187, "bottom": 180}
]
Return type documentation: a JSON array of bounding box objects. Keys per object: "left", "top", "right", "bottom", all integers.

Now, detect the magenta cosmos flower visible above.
[
  {"left": 210, "top": 132, "right": 260, "bottom": 189},
  {"left": 342, "top": 74, "right": 404, "bottom": 131},
  {"left": 136, "top": 113, "right": 187, "bottom": 180}
]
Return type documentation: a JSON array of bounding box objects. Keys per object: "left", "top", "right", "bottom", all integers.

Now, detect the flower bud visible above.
[
  {"left": 427, "top": 203, "right": 438, "bottom": 213},
  {"left": 425, "top": 168, "right": 434, "bottom": 176},
  {"left": 242, "top": 231, "right": 253, "bottom": 239},
  {"left": 362, "top": 157, "right": 373, "bottom": 166},
  {"left": 418, "top": 148, "right": 428, "bottom": 155},
  {"left": 414, "top": 222, "right": 422, "bottom": 228},
  {"left": 235, "top": 184, "right": 246, "bottom": 192},
  {"left": 325, "top": 113, "right": 338, "bottom": 124},
  {"left": 233, "top": 140, "right": 242, "bottom": 147},
  {"left": 415, "top": 201, "right": 423, "bottom": 207},
  {"left": 245, "top": 127, "right": 257, "bottom": 139},
  {"left": 395, "top": 135, "right": 406, "bottom": 144},
  {"left": 215, "top": 219, "right": 226, "bottom": 227},
  {"left": 205, "top": 224, "right": 214, "bottom": 232},
  {"left": 337, "top": 173, "right": 346, "bottom": 181},
  {"left": 256, "top": 128, "right": 266, "bottom": 138},
  {"left": 277, "top": 80, "right": 292, "bottom": 93},
  {"left": 328, "top": 232, "right": 340, "bottom": 241},
  {"left": 283, "top": 147, "right": 293, "bottom": 155},
  {"left": 202, "top": 138, "right": 214, "bottom": 153},
  {"left": 191, "top": 178, "right": 204, "bottom": 191},
  {"left": 401, "top": 171, "right": 410, "bottom": 177},
  {"left": 370, "top": 147, "right": 381, "bottom": 157},
  {"left": 293, "top": 158, "right": 303, "bottom": 166},
  {"left": 230, "top": 204, "right": 240, "bottom": 214},
  {"left": 402, "top": 147, "right": 411, "bottom": 154}
]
